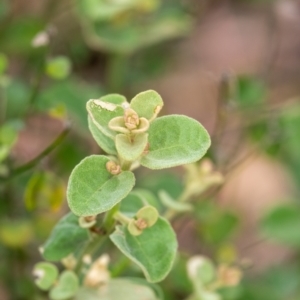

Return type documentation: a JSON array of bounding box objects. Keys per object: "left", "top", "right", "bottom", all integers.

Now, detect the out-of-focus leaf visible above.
[
  {"left": 6, "top": 79, "right": 31, "bottom": 118},
  {"left": 260, "top": 203, "right": 300, "bottom": 247},
  {"left": 49, "top": 270, "right": 79, "bottom": 300},
  {"left": 24, "top": 171, "right": 65, "bottom": 212},
  {"left": 77, "top": 7, "right": 192, "bottom": 54},
  {"left": 45, "top": 57, "right": 72, "bottom": 80},
  {"left": 0, "top": 17, "right": 44, "bottom": 55},
  {"left": 75, "top": 278, "right": 160, "bottom": 300},
  {"left": 236, "top": 76, "right": 265, "bottom": 107},
  {"left": 0, "top": 53, "right": 8, "bottom": 75},
  {"left": 37, "top": 79, "right": 103, "bottom": 130},
  {"left": 0, "top": 219, "right": 33, "bottom": 248},
  {"left": 33, "top": 262, "right": 58, "bottom": 291}
]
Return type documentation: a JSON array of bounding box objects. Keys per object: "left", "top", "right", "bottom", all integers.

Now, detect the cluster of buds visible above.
[
  {"left": 108, "top": 108, "right": 149, "bottom": 135},
  {"left": 184, "top": 159, "right": 224, "bottom": 198}
]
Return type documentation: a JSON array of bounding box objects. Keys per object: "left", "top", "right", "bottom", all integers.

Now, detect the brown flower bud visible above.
[
  {"left": 135, "top": 218, "right": 148, "bottom": 230},
  {"left": 106, "top": 161, "right": 121, "bottom": 175},
  {"left": 124, "top": 108, "right": 140, "bottom": 130}
]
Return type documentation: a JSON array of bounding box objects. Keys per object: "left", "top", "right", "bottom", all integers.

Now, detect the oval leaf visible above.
[
  {"left": 33, "top": 262, "right": 58, "bottom": 291},
  {"left": 116, "top": 133, "right": 148, "bottom": 161},
  {"left": 110, "top": 217, "right": 177, "bottom": 283},
  {"left": 141, "top": 115, "right": 211, "bottom": 169},
  {"left": 67, "top": 155, "right": 135, "bottom": 216},
  {"left": 100, "top": 94, "right": 128, "bottom": 105},
  {"left": 130, "top": 90, "right": 163, "bottom": 120},
  {"left": 42, "top": 213, "right": 90, "bottom": 261},
  {"left": 88, "top": 116, "right": 117, "bottom": 155},
  {"left": 50, "top": 270, "right": 79, "bottom": 300}
]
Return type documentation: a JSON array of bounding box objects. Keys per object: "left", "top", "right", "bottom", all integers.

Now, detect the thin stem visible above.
[
  {"left": 0, "top": 124, "right": 70, "bottom": 182},
  {"left": 113, "top": 211, "right": 131, "bottom": 225},
  {"left": 75, "top": 235, "right": 108, "bottom": 274},
  {"left": 102, "top": 203, "right": 120, "bottom": 233}
]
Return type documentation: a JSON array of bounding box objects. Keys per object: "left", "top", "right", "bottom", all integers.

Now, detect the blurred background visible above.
[{"left": 1, "top": 0, "right": 300, "bottom": 299}]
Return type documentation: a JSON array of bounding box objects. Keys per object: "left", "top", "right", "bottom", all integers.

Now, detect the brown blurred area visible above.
[{"left": 10, "top": 0, "right": 300, "bottom": 272}]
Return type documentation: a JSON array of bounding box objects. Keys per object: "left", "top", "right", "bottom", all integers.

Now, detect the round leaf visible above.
[
  {"left": 141, "top": 115, "right": 211, "bottom": 169},
  {"left": 110, "top": 217, "right": 178, "bottom": 283},
  {"left": 67, "top": 155, "right": 135, "bottom": 216},
  {"left": 100, "top": 94, "right": 128, "bottom": 105},
  {"left": 49, "top": 270, "right": 79, "bottom": 300},
  {"left": 130, "top": 90, "right": 163, "bottom": 120},
  {"left": 45, "top": 56, "right": 71, "bottom": 80},
  {"left": 33, "top": 262, "right": 58, "bottom": 291},
  {"left": 42, "top": 213, "right": 90, "bottom": 261},
  {"left": 116, "top": 133, "right": 148, "bottom": 161}
]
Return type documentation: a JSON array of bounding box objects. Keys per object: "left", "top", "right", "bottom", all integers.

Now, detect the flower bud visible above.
[
  {"left": 124, "top": 108, "right": 140, "bottom": 130},
  {"left": 106, "top": 161, "right": 121, "bottom": 175}
]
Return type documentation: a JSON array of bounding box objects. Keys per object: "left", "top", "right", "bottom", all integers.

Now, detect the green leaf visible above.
[
  {"left": 100, "top": 94, "right": 128, "bottom": 105},
  {"left": 42, "top": 213, "right": 90, "bottom": 261},
  {"left": 87, "top": 99, "right": 124, "bottom": 138},
  {"left": 24, "top": 171, "right": 65, "bottom": 212},
  {"left": 67, "top": 155, "right": 135, "bottom": 216},
  {"left": 49, "top": 270, "right": 79, "bottom": 300},
  {"left": 141, "top": 115, "right": 211, "bottom": 169},
  {"left": 130, "top": 90, "right": 163, "bottom": 120},
  {"left": 260, "top": 204, "right": 300, "bottom": 247},
  {"left": 0, "top": 53, "right": 8, "bottom": 75},
  {"left": 110, "top": 217, "right": 177, "bottom": 283},
  {"left": 45, "top": 56, "right": 71, "bottom": 80},
  {"left": 75, "top": 278, "right": 159, "bottom": 300},
  {"left": 33, "top": 262, "right": 58, "bottom": 291},
  {"left": 116, "top": 133, "right": 148, "bottom": 161},
  {"left": 88, "top": 116, "right": 117, "bottom": 155}
]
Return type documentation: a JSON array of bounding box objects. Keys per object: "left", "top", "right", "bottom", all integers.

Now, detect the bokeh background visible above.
[{"left": 1, "top": 0, "right": 300, "bottom": 299}]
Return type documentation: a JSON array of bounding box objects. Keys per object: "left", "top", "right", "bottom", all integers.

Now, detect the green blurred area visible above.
[{"left": 1, "top": 0, "right": 300, "bottom": 299}]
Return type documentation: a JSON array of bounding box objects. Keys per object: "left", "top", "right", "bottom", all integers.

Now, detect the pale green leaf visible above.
[
  {"left": 116, "top": 133, "right": 148, "bottom": 161},
  {"left": 45, "top": 56, "right": 71, "bottom": 80},
  {"left": 42, "top": 213, "right": 90, "bottom": 261},
  {"left": 67, "top": 155, "right": 135, "bottom": 216},
  {"left": 75, "top": 278, "right": 159, "bottom": 300},
  {"left": 141, "top": 115, "right": 211, "bottom": 169},
  {"left": 100, "top": 93, "right": 128, "bottom": 105},
  {"left": 130, "top": 90, "right": 163, "bottom": 121},
  {"left": 49, "top": 270, "right": 79, "bottom": 300},
  {"left": 87, "top": 99, "right": 124, "bottom": 138},
  {"left": 33, "top": 262, "right": 58, "bottom": 291},
  {"left": 110, "top": 217, "right": 177, "bottom": 283},
  {"left": 88, "top": 116, "right": 117, "bottom": 155}
]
